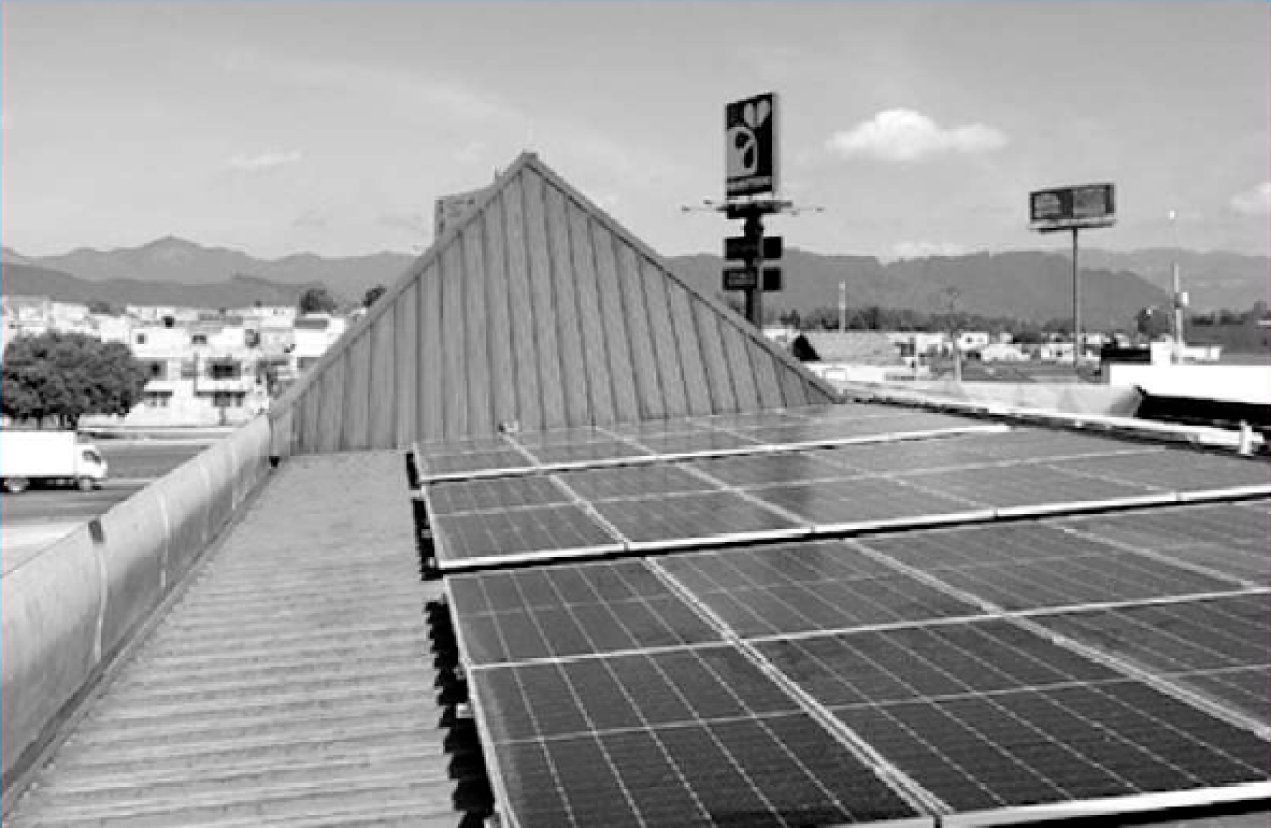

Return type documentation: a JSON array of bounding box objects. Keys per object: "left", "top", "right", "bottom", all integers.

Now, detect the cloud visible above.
[
  {"left": 1229, "top": 182, "right": 1271, "bottom": 216},
  {"left": 225, "top": 150, "right": 303, "bottom": 172},
  {"left": 890, "top": 241, "right": 969, "bottom": 260},
  {"left": 827, "top": 109, "right": 1007, "bottom": 162}
]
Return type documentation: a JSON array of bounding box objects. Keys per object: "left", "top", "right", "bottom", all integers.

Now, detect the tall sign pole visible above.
[
  {"left": 1029, "top": 183, "right": 1116, "bottom": 375},
  {"left": 691, "top": 93, "right": 820, "bottom": 327}
]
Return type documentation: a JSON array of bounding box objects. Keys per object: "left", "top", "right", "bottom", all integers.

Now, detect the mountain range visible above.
[{"left": 3, "top": 237, "right": 1266, "bottom": 327}]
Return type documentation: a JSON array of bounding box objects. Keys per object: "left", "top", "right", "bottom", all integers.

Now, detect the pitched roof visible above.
[{"left": 272, "top": 153, "right": 837, "bottom": 454}]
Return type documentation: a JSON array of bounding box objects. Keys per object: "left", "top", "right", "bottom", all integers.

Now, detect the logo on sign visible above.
[{"left": 725, "top": 93, "right": 778, "bottom": 197}]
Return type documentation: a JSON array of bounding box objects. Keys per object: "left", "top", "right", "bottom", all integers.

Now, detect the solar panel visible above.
[
  {"left": 427, "top": 476, "right": 571, "bottom": 515},
  {"left": 511, "top": 426, "right": 622, "bottom": 448},
  {"left": 1052, "top": 450, "right": 1271, "bottom": 494},
  {"left": 470, "top": 646, "right": 924, "bottom": 826},
  {"left": 432, "top": 504, "right": 622, "bottom": 568},
  {"left": 555, "top": 464, "right": 721, "bottom": 500},
  {"left": 1058, "top": 502, "right": 1271, "bottom": 585},
  {"left": 894, "top": 463, "right": 1163, "bottom": 513},
  {"left": 857, "top": 523, "right": 1238, "bottom": 611},
  {"left": 447, "top": 561, "right": 722, "bottom": 666},
  {"left": 1034, "top": 594, "right": 1271, "bottom": 721},
  {"left": 656, "top": 541, "right": 980, "bottom": 638},
  {"left": 520, "top": 440, "right": 651, "bottom": 465},
  {"left": 592, "top": 491, "right": 808, "bottom": 549},
  {"left": 687, "top": 451, "right": 853, "bottom": 487},
  {"left": 747, "top": 477, "right": 985, "bottom": 530},
  {"left": 625, "top": 430, "right": 760, "bottom": 455},
  {"left": 739, "top": 411, "right": 982, "bottom": 445},
  {"left": 422, "top": 448, "right": 534, "bottom": 476},
  {"left": 756, "top": 619, "right": 1270, "bottom": 816}
]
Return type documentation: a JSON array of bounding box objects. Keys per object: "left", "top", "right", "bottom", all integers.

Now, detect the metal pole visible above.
[
  {"left": 749, "top": 213, "right": 765, "bottom": 328},
  {"left": 1172, "top": 261, "right": 1184, "bottom": 363},
  {"left": 838, "top": 281, "right": 846, "bottom": 333},
  {"left": 1071, "top": 227, "right": 1081, "bottom": 374}
]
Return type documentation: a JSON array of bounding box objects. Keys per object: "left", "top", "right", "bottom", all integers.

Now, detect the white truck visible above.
[{"left": 0, "top": 431, "right": 109, "bottom": 493}]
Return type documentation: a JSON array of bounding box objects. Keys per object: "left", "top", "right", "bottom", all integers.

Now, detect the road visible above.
[{"left": 2, "top": 440, "right": 211, "bottom": 560}]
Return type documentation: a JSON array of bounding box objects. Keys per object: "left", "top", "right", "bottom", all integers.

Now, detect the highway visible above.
[{"left": 2, "top": 440, "right": 210, "bottom": 559}]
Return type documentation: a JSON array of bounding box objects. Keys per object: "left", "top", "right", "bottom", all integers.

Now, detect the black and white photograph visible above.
[{"left": 2, "top": 2, "right": 1269, "bottom": 825}]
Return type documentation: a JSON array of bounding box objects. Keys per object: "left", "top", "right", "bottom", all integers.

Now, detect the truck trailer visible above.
[{"left": 0, "top": 431, "right": 109, "bottom": 493}]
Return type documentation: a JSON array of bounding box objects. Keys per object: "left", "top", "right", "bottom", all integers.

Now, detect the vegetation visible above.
[
  {"left": 298, "top": 286, "right": 338, "bottom": 315},
  {"left": 2, "top": 332, "right": 149, "bottom": 429},
  {"left": 362, "top": 284, "right": 387, "bottom": 308}
]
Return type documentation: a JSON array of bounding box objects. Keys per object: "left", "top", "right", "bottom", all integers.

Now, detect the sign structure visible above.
[
  {"left": 1029, "top": 183, "right": 1116, "bottom": 232},
  {"left": 725, "top": 236, "right": 782, "bottom": 261},
  {"left": 722, "top": 267, "right": 781, "bottom": 292},
  {"left": 725, "top": 93, "right": 778, "bottom": 198}
]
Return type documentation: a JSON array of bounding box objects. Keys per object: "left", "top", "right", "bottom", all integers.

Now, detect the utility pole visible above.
[
  {"left": 838, "top": 281, "right": 847, "bottom": 333},
  {"left": 1169, "top": 210, "right": 1187, "bottom": 363}
]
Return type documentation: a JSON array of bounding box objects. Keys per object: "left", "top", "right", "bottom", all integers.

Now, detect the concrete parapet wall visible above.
[
  {"left": 1, "top": 416, "right": 274, "bottom": 796},
  {"left": 894, "top": 380, "right": 1143, "bottom": 416}
]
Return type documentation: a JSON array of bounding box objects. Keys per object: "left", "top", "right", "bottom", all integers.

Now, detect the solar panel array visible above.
[{"left": 419, "top": 403, "right": 1271, "bottom": 827}]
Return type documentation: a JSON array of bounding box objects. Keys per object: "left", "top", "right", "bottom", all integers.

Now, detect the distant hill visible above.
[
  {"left": 1075, "top": 249, "right": 1269, "bottom": 312},
  {"left": 7, "top": 236, "right": 1265, "bottom": 324},
  {"left": 1, "top": 262, "right": 321, "bottom": 309},
  {"left": 23, "top": 237, "right": 414, "bottom": 300},
  {"left": 666, "top": 249, "right": 1170, "bottom": 330}
]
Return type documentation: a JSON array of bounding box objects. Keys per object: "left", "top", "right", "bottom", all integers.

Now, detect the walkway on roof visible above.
[{"left": 7, "top": 452, "right": 460, "bottom": 827}]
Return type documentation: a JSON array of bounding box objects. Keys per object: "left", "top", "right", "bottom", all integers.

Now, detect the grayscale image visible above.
[{"left": 2, "top": 3, "right": 1268, "bottom": 826}]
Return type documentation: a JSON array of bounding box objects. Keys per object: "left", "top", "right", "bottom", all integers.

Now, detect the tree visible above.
[
  {"left": 2, "top": 332, "right": 149, "bottom": 429},
  {"left": 1135, "top": 306, "right": 1171, "bottom": 339},
  {"left": 298, "top": 286, "right": 337, "bottom": 315},
  {"left": 362, "top": 284, "right": 387, "bottom": 308}
]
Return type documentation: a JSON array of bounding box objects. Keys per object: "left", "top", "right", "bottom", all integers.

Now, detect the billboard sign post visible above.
[{"left": 1029, "top": 183, "right": 1117, "bottom": 373}]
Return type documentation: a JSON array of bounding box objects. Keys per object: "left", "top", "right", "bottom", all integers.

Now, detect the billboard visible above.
[
  {"left": 1029, "top": 183, "right": 1116, "bottom": 232},
  {"left": 725, "top": 93, "right": 778, "bottom": 198}
]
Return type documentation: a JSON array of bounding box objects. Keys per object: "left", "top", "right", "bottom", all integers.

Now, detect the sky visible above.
[{"left": 2, "top": 1, "right": 1268, "bottom": 260}]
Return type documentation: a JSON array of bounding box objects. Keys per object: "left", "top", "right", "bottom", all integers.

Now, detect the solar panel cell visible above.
[
  {"left": 525, "top": 440, "right": 651, "bottom": 465},
  {"left": 423, "top": 448, "right": 533, "bottom": 475}
]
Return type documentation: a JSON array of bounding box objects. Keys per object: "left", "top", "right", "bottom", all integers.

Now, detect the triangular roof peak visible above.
[{"left": 273, "top": 153, "right": 838, "bottom": 453}]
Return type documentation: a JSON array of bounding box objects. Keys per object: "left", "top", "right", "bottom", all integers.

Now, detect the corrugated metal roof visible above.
[{"left": 273, "top": 153, "right": 837, "bottom": 454}]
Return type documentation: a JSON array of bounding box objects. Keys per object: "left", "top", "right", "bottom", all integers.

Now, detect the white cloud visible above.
[
  {"left": 890, "top": 241, "right": 969, "bottom": 260},
  {"left": 827, "top": 109, "right": 1007, "bottom": 162},
  {"left": 1229, "top": 182, "right": 1271, "bottom": 216},
  {"left": 225, "top": 150, "right": 303, "bottom": 172}
]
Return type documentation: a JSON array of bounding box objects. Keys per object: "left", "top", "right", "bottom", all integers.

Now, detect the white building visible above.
[{"left": 293, "top": 314, "right": 348, "bottom": 373}]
